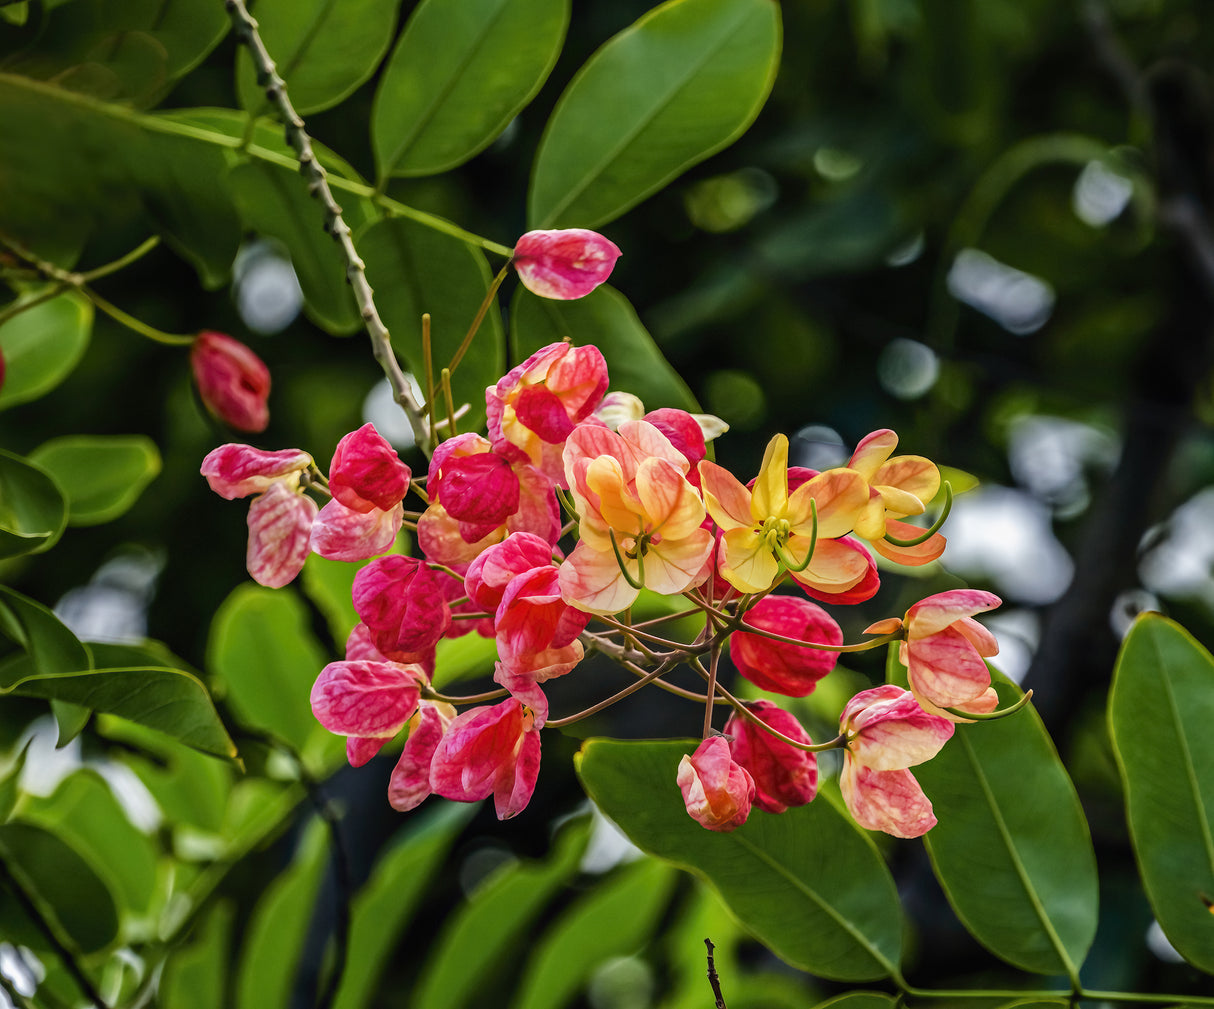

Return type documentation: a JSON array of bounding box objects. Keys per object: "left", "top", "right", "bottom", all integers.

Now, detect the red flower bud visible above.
[
  {"left": 191, "top": 331, "right": 271, "bottom": 433},
  {"left": 677, "top": 736, "right": 754, "bottom": 832},
  {"left": 729, "top": 596, "right": 843, "bottom": 696},
  {"left": 513, "top": 229, "right": 621, "bottom": 300}
]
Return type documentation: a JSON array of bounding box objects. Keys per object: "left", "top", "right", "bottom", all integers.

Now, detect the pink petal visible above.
[
  {"left": 677, "top": 737, "right": 754, "bottom": 832},
  {"left": 310, "top": 660, "right": 421, "bottom": 737},
  {"left": 438, "top": 451, "right": 520, "bottom": 527},
  {"left": 310, "top": 499, "right": 402, "bottom": 562},
  {"left": 352, "top": 555, "right": 452, "bottom": 655},
  {"left": 729, "top": 596, "right": 842, "bottom": 696},
  {"left": 513, "top": 229, "right": 622, "bottom": 300},
  {"left": 388, "top": 701, "right": 456, "bottom": 812},
  {"left": 644, "top": 529, "right": 714, "bottom": 596},
  {"left": 906, "top": 590, "right": 1002, "bottom": 639},
  {"left": 545, "top": 343, "right": 609, "bottom": 422},
  {"left": 798, "top": 537, "right": 880, "bottom": 605},
  {"left": 725, "top": 701, "right": 817, "bottom": 814},
  {"left": 327, "top": 422, "right": 412, "bottom": 512},
  {"left": 201, "top": 444, "right": 311, "bottom": 500},
  {"left": 870, "top": 523, "right": 947, "bottom": 566},
  {"left": 840, "top": 760, "right": 937, "bottom": 838},
  {"left": 347, "top": 736, "right": 389, "bottom": 768},
  {"left": 906, "top": 626, "right": 993, "bottom": 708},
  {"left": 417, "top": 502, "right": 504, "bottom": 565},
  {"left": 514, "top": 385, "right": 576, "bottom": 443},
  {"left": 558, "top": 541, "right": 639, "bottom": 614},
  {"left": 847, "top": 430, "right": 897, "bottom": 480},
  {"left": 465, "top": 532, "right": 556, "bottom": 611},
  {"left": 246, "top": 482, "right": 317, "bottom": 588},
  {"left": 642, "top": 408, "right": 706, "bottom": 467},
  {"left": 841, "top": 685, "right": 954, "bottom": 770}
]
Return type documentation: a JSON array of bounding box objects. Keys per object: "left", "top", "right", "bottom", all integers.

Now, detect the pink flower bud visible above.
[
  {"left": 201, "top": 444, "right": 312, "bottom": 500},
  {"left": 677, "top": 736, "right": 755, "bottom": 832},
  {"left": 245, "top": 481, "right": 317, "bottom": 588},
  {"left": 729, "top": 596, "right": 843, "bottom": 696},
  {"left": 429, "top": 697, "right": 542, "bottom": 819},
  {"left": 352, "top": 555, "right": 451, "bottom": 655},
  {"left": 191, "top": 330, "right": 271, "bottom": 433},
  {"left": 725, "top": 701, "right": 818, "bottom": 814},
  {"left": 900, "top": 590, "right": 1001, "bottom": 712},
  {"left": 328, "top": 423, "right": 412, "bottom": 513},
  {"left": 513, "top": 229, "right": 621, "bottom": 300}
]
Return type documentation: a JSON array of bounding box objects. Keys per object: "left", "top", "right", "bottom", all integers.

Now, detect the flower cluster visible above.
[{"left": 201, "top": 228, "right": 1012, "bottom": 839}]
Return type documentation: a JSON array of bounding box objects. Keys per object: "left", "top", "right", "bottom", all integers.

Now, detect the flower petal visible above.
[
  {"left": 840, "top": 759, "right": 937, "bottom": 838},
  {"left": 246, "top": 482, "right": 317, "bottom": 588}
]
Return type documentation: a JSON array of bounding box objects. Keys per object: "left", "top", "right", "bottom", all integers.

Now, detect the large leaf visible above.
[
  {"left": 576, "top": 738, "right": 903, "bottom": 981},
  {"left": 360, "top": 216, "right": 505, "bottom": 433},
  {"left": 0, "top": 451, "right": 67, "bottom": 559},
  {"left": 234, "top": 0, "right": 399, "bottom": 116},
  {"left": 207, "top": 584, "right": 338, "bottom": 767},
  {"left": 229, "top": 161, "right": 362, "bottom": 334},
  {"left": 0, "top": 586, "right": 90, "bottom": 683},
  {"left": 331, "top": 803, "right": 473, "bottom": 1009},
  {"left": 528, "top": 0, "right": 781, "bottom": 229},
  {"left": 30, "top": 435, "right": 161, "bottom": 526},
  {"left": 161, "top": 902, "right": 235, "bottom": 1009},
  {"left": 0, "top": 291, "right": 92, "bottom": 410},
  {"left": 414, "top": 816, "right": 589, "bottom": 1009},
  {"left": 510, "top": 285, "right": 698, "bottom": 412},
  {"left": 0, "top": 822, "right": 120, "bottom": 954},
  {"left": 913, "top": 673, "right": 1098, "bottom": 977},
  {"left": 301, "top": 552, "right": 364, "bottom": 649},
  {"left": 1109, "top": 614, "right": 1214, "bottom": 971},
  {"left": 372, "top": 0, "right": 568, "bottom": 179}
]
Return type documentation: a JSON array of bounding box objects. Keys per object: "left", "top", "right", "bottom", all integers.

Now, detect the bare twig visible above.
[
  {"left": 223, "top": 0, "right": 432, "bottom": 451},
  {"left": 705, "top": 938, "right": 728, "bottom": 1009}
]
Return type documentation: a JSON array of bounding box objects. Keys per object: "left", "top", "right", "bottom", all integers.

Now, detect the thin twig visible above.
[
  {"left": 224, "top": 0, "right": 431, "bottom": 451},
  {"left": 705, "top": 938, "right": 727, "bottom": 1009}
]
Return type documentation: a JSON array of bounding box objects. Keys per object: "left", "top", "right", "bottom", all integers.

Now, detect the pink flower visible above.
[
  {"left": 677, "top": 736, "right": 755, "bottom": 832},
  {"left": 729, "top": 596, "right": 842, "bottom": 696},
  {"left": 839, "top": 685, "right": 954, "bottom": 838},
  {"left": 201, "top": 444, "right": 312, "bottom": 500},
  {"left": 310, "top": 659, "right": 425, "bottom": 739},
  {"left": 725, "top": 701, "right": 818, "bottom": 814},
  {"left": 464, "top": 532, "right": 556, "bottom": 611},
  {"left": 513, "top": 229, "right": 622, "bottom": 300},
  {"left": 327, "top": 423, "right": 412, "bottom": 513},
  {"left": 352, "top": 556, "right": 452, "bottom": 656},
  {"left": 388, "top": 700, "right": 457, "bottom": 811},
  {"left": 191, "top": 330, "right": 271, "bottom": 432},
  {"left": 886, "top": 589, "right": 1001, "bottom": 714},
  {"left": 429, "top": 697, "right": 542, "bottom": 819}
]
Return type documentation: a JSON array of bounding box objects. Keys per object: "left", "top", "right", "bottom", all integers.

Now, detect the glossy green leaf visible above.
[
  {"left": 236, "top": 819, "right": 329, "bottom": 1009},
  {"left": 332, "top": 803, "right": 473, "bottom": 1009},
  {"left": 0, "top": 451, "right": 67, "bottom": 559},
  {"left": 361, "top": 216, "right": 505, "bottom": 434},
  {"left": 30, "top": 435, "right": 161, "bottom": 526},
  {"left": 235, "top": 0, "right": 399, "bottom": 116},
  {"left": 528, "top": 0, "right": 781, "bottom": 229},
  {"left": 0, "top": 822, "right": 120, "bottom": 954},
  {"left": 813, "top": 994, "right": 898, "bottom": 1009},
  {"left": 51, "top": 699, "right": 91, "bottom": 746},
  {"left": 161, "top": 901, "right": 235, "bottom": 1009},
  {"left": 576, "top": 738, "right": 903, "bottom": 981},
  {"left": 432, "top": 632, "right": 499, "bottom": 691},
  {"left": 229, "top": 161, "right": 362, "bottom": 335},
  {"left": 0, "top": 291, "right": 92, "bottom": 410},
  {"left": 5, "top": 667, "right": 238, "bottom": 762},
  {"left": 208, "top": 584, "right": 339, "bottom": 767},
  {"left": 301, "top": 552, "right": 364, "bottom": 648},
  {"left": 513, "top": 856, "right": 676, "bottom": 1009},
  {"left": 22, "top": 769, "right": 158, "bottom": 914},
  {"left": 511, "top": 285, "right": 698, "bottom": 412},
  {"left": 0, "top": 586, "right": 90, "bottom": 684},
  {"left": 0, "top": 741, "right": 31, "bottom": 823},
  {"left": 373, "top": 0, "right": 568, "bottom": 179},
  {"left": 913, "top": 674, "right": 1098, "bottom": 977},
  {"left": 1109, "top": 614, "right": 1214, "bottom": 971},
  {"left": 414, "top": 817, "right": 589, "bottom": 1009}
]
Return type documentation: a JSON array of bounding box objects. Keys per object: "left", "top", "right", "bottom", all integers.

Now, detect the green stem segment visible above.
[
  {"left": 884, "top": 482, "right": 953, "bottom": 548},
  {"left": 448, "top": 262, "right": 511, "bottom": 376}
]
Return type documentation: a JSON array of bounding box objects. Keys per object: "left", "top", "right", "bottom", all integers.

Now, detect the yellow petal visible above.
[{"left": 751, "top": 434, "right": 789, "bottom": 522}]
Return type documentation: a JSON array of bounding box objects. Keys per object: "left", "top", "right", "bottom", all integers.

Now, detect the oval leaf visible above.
[
  {"left": 373, "top": 0, "right": 569, "bottom": 179},
  {"left": 30, "top": 435, "right": 161, "bottom": 526},
  {"left": 1109, "top": 614, "right": 1214, "bottom": 971},
  {"left": 0, "top": 291, "right": 92, "bottom": 410},
  {"left": 235, "top": 0, "right": 399, "bottom": 116},
  {"left": 511, "top": 284, "right": 697, "bottom": 412},
  {"left": 528, "top": 0, "right": 781, "bottom": 229},
  {"left": 0, "top": 822, "right": 120, "bottom": 954},
  {"left": 914, "top": 675, "right": 1098, "bottom": 977},
  {"left": 575, "top": 738, "right": 903, "bottom": 981},
  {"left": 360, "top": 216, "right": 505, "bottom": 434},
  {"left": 0, "top": 585, "right": 90, "bottom": 684}
]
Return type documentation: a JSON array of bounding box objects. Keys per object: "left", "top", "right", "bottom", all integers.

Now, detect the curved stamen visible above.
[
  {"left": 884, "top": 481, "right": 953, "bottom": 548},
  {"left": 946, "top": 688, "right": 1034, "bottom": 721},
  {"left": 774, "top": 498, "right": 817, "bottom": 573},
  {"left": 609, "top": 529, "right": 646, "bottom": 591}
]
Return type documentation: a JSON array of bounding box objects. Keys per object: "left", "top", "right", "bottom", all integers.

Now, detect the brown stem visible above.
[{"left": 705, "top": 938, "right": 728, "bottom": 1009}]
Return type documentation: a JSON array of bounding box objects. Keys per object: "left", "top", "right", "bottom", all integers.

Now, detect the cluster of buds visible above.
[{"left": 202, "top": 229, "right": 1019, "bottom": 840}]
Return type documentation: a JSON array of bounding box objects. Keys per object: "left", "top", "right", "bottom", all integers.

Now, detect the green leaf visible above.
[
  {"left": 1109, "top": 614, "right": 1214, "bottom": 971},
  {"left": 0, "top": 740, "right": 31, "bottom": 823},
  {"left": 432, "top": 632, "right": 499, "bottom": 691},
  {"left": 236, "top": 818, "right": 330, "bottom": 1009},
  {"left": 414, "top": 817, "right": 590, "bottom": 1009},
  {"left": 332, "top": 803, "right": 473, "bottom": 1009},
  {"left": 0, "top": 586, "right": 90, "bottom": 684},
  {"left": 5, "top": 667, "right": 238, "bottom": 762},
  {"left": 29, "top": 435, "right": 161, "bottom": 526},
  {"left": 361, "top": 216, "right": 505, "bottom": 434},
  {"left": 0, "top": 291, "right": 92, "bottom": 409},
  {"left": 228, "top": 161, "right": 362, "bottom": 335},
  {"left": 528, "top": 0, "right": 781, "bottom": 229},
  {"left": 235, "top": 0, "right": 399, "bottom": 116},
  {"left": 161, "top": 901, "right": 235, "bottom": 1009},
  {"left": 51, "top": 699, "right": 91, "bottom": 747},
  {"left": 0, "top": 451, "right": 67, "bottom": 559},
  {"left": 207, "top": 584, "right": 339, "bottom": 768},
  {"left": 372, "top": 0, "right": 569, "bottom": 179},
  {"left": 21, "top": 769, "right": 158, "bottom": 915},
  {"left": 576, "top": 738, "right": 903, "bottom": 981},
  {"left": 510, "top": 285, "right": 698, "bottom": 412},
  {"left": 0, "top": 822, "right": 120, "bottom": 954},
  {"left": 301, "top": 552, "right": 364, "bottom": 648},
  {"left": 914, "top": 673, "right": 1098, "bottom": 977},
  {"left": 813, "top": 994, "right": 899, "bottom": 1009}
]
